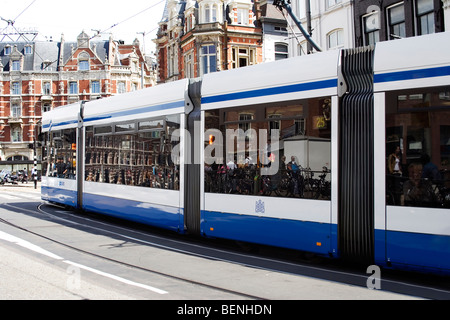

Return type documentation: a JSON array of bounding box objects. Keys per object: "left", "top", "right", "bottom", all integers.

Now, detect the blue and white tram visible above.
[{"left": 40, "top": 32, "right": 450, "bottom": 275}]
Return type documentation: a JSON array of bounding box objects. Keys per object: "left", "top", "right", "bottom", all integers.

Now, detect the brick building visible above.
[
  {"left": 154, "top": 0, "right": 276, "bottom": 83},
  {"left": 353, "top": 0, "right": 446, "bottom": 47},
  {"left": 0, "top": 31, "right": 156, "bottom": 171}
]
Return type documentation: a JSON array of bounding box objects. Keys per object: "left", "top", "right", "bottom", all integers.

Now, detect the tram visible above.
[{"left": 41, "top": 32, "right": 450, "bottom": 275}]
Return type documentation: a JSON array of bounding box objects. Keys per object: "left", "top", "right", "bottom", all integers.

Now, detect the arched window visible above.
[
  {"left": 202, "top": 2, "right": 219, "bottom": 23},
  {"left": 78, "top": 52, "right": 90, "bottom": 71},
  {"left": 327, "top": 29, "right": 344, "bottom": 50},
  {"left": 7, "top": 155, "right": 29, "bottom": 161},
  {"left": 275, "top": 43, "right": 288, "bottom": 60}
]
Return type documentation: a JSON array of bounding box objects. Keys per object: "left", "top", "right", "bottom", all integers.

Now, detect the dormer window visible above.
[
  {"left": 237, "top": 8, "right": 249, "bottom": 25},
  {"left": 11, "top": 60, "right": 21, "bottom": 71},
  {"left": 79, "top": 60, "right": 89, "bottom": 71},
  {"left": 78, "top": 52, "right": 90, "bottom": 71},
  {"left": 24, "top": 45, "right": 32, "bottom": 55},
  {"left": 199, "top": 1, "right": 222, "bottom": 24},
  {"left": 205, "top": 4, "right": 218, "bottom": 22},
  {"left": 4, "top": 46, "right": 11, "bottom": 55}
]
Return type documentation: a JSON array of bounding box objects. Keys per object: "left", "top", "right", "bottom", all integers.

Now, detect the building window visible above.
[
  {"left": 118, "top": 82, "right": 126, "bottom": 94},
  {"left": 168, "top": 44, "right": 178, "bottom": 77},
  {"left": 295, "top": 0, "right": 306, "bottom": 19},
  {"left": 363, "top": 11, "right": 380, "bottom": 45},
  {"left": 237, "top": 8, "right": 249, "bottom": 25},
  {"left": 239, "top": 113, "right": 253, "bottom": 133},
  {"left": 388, "top": 2, "right": 406, "bottom": 40},
  {"left": 11, "top": 103, "right": 21, "bottom": 118},
  {"left": 184, "top": 52, "right": 194, "bottom": 78},
  {"left": 327, "top": 0, "right": 342, "bottom": 9},
  {"left": 69, "top": 81, "right": 78, "bottom": 95},
  {"left": 416, "top": 0, "right": 434, "bottom": 35},
  {"left": 231, "top": 47, "right": 256, "bottom": 69},
  {"left": 79, "top": 60, "right": 89, "bottom": 71},
  {"left": 275, "top": 43, "right": 288, "bottom": 60},
  {"left": 200, "top": 44, "right": 217, "bottom": 75},
  {"left": 12, "top": 82, "right": 21, "bottom": 95},
  {"left": 43, "top": 82, "right": 51, "bottom": 95},
  {"left": 204, "top": 4, "right": 218, "bottom": 23},
  {"left": 11, "top": 60, "right": 21, "bottom": 71},
  {"left": 4, "top": 46, "right": 11, "bottom": 55},
  {"left": 91, "top": 81, "right": 100, "bottom": 94},
  {"left": 11, "top": 127, "right": 21, "bottom": 142},
  {"left": 327, "top": 29, "right": 344, "bottom": 49},
  {"left": 43, "top": 103, "right": 51, "bottom": 113},
  {"left": 24, "top": 45, "right": 32, "bottom": 55}
]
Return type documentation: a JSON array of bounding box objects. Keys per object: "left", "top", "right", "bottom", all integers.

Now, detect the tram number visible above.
[{"left": 313, "top": 116, "right": 327, "bottom": 129}]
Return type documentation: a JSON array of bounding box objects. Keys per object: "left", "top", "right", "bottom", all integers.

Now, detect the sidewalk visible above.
[{"left": 0, "top": 181, "right": 41, "bottom": 192}]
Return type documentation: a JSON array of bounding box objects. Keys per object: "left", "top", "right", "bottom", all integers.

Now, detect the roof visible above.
[{"left": 0, "top": 38, "right": 110, "bottom": 72}]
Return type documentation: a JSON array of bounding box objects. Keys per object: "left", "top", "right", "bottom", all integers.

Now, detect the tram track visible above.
[
  {"left": 0, "top": 202, "right": 267, "bottom": 300},
  {"left": 1, "top": 201, "right": 449, "bottom": 299}
]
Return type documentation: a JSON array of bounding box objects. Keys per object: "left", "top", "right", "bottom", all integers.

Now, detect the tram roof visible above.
[
  {"left": 374, "top": 32, "right": 450, "bottom": 92},
  {"left": 42, "top": 102, "right": 81, "bottom": 132},
  {"left": 200, "top": 49, "right": 340, "bottom": 110},
  {"left": 82, "top": 79, "right": 188, "bottom": 126}
]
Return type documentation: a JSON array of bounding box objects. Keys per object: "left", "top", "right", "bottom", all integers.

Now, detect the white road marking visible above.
[
  {"left": 0, "top": 230, "right": 168, "bottom": 295},
  {"left": 63, "top": 260, "right": 168, "bottom": 295}
]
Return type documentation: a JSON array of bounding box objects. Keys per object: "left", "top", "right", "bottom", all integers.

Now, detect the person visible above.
[
  {"left": 226, "top": 159, "right": 237, "bottom": 171},
  {"left": 31, "top": 167, "right": 38, "bottom": 189},
  {"left": 388, "top": 146, "right": 402, "bottom": 176},
  {"left": 56, "top": 157, "right": 67, "bottom": 178},
  {"left": 420, "top": 153, "right": 441, "bottom": 182},
  {"left": 279, "top": 155, "right": 286, "bottom": 173},
  {"left": 287, "top": 156, "right": 302, "bottom": 196},
  {"left": 387, "top": 146, "right": 403, "bottom": 205},
  {"left": 403, "top": 162, "right": 434, "bottom": 206},
  {"left": 287, "top": 156, "right": 299, "bottom": 173}
]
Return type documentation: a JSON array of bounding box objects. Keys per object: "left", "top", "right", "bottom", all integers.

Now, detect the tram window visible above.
[
  {"left": 85, "top": 115, "right": 180, "bottom": 190},
  {"left": 94, "top": 126, "right": 112, "bottom": 135},
  {"left": 385, "top": 86, "right": 450, "bottom": 208},
  {"left": 139, "top": 119, "right": 164, "bottom": 131},
  {"left": 42, "top": 129, "right": 76, "bottom": 179},
  {"left": 204, "top": 97, "right": 332, "bottom": 200},
  {"left": 115, "top": 122, "right": 136, "bottom": 133}
]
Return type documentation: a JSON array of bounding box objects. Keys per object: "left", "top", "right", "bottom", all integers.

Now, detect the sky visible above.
[{"left": 0, "top": 0, "right": 166, "bottom": 54}]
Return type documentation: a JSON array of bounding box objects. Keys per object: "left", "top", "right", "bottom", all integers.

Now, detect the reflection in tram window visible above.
[
  {"left": 204, "top": 97, "right": 332, "bottom": 200},
  {"left": 41, "top": 129, "right": 77, "bottom": 179},
  {"left": 85, "top": 115, "right": 180, "bottom": 190},
  {"left": 386, "top": 86, "right": 450, "bottom": 208}
]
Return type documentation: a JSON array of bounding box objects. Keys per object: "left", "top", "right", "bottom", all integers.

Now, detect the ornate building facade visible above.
[
  {"left": 154, "top": 0, "right": 279, "bottom": 83},
  {"left": 0, "top": 31, "right": 156, "bottom": 170}
]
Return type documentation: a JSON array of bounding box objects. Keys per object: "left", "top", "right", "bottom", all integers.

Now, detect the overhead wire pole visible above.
[{"left": 273, "top": 0, "right": 322, "bottom": 53}]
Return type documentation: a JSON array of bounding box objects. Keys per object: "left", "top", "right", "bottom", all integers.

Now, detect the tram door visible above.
[{"left": 338, "top": 47, "right": 375, "bottom": 264}]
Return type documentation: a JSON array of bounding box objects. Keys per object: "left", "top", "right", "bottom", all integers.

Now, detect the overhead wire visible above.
[
  {"left": 4, "top": 0, "right": 165, "bottom": 70},
  {"left": 0, "top": 0, "right": 38, "bottom": 38}
]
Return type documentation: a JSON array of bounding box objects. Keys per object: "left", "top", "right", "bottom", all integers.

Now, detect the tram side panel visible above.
[
  {"left": 79, "top": 81, "right": 189, "bottom": 232},
  {"left": 374, "top": 32, "right": 450, "bottom": 274},
  {"left": 199, "top": 52, "right": 339, "bottom": 256}
]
